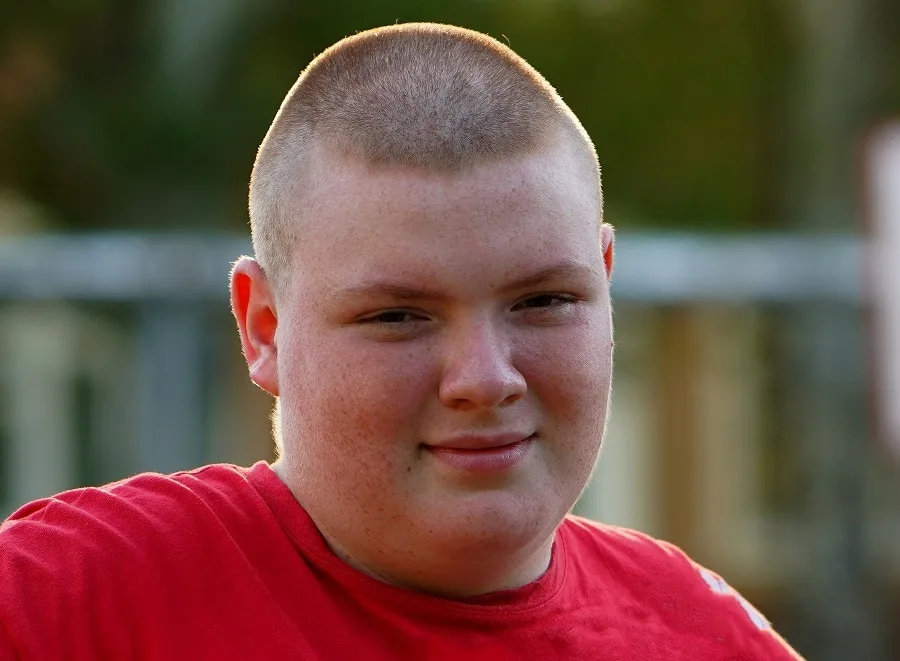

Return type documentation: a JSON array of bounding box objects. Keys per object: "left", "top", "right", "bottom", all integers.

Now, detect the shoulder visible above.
[
  {"left": 0, "top": 463, "right": 265, "bottom": 653},
  {"left": 559, "top": 515, "right": 804, "bottom": 659},
  {"left": 560, "top": 515, "right": 754, "bottom": 611},
  {"left": 1, "top": 463, "right": 261, "bottom": 556},
  {"left": 560, "top": 514, "right": 693, "bottom": 579}
]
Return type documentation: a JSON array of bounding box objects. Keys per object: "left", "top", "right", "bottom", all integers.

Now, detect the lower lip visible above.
[{"left": 424, "top": 436, "right": 534, "bottom": 474}]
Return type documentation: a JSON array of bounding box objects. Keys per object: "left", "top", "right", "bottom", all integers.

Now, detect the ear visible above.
[
  {"left": 600, "top": 223, "right": 615, "bottom": 280},
  {"left": 230, "top": 256, "right": 279, "bottom": 396}
]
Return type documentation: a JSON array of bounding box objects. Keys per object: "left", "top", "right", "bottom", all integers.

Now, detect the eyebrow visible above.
[
  {"left": 337, "top": 262, "right": 597, "bottom": 301},
  {"left": 499, "top": 263, "right": 597, "bottom": 293}
]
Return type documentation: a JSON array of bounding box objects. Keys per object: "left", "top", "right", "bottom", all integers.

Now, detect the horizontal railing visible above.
[{"left": 0, "top": 232, "right": 864, "bottom": 303}]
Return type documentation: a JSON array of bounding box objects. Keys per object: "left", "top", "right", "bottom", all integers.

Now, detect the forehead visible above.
[{"left": 287, "top": 141, "right": 601, "bottom": 289}]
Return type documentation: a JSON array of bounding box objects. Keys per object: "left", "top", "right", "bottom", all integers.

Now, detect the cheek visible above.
[
  {"left": 519, "top": 324, "right": 612, "bottom": 481},
  {"left": 521, "top": 324, "right": 613, "bottom": 420},
  {"left": 281, "top": 334, "right": 435, "bottom": 444}
]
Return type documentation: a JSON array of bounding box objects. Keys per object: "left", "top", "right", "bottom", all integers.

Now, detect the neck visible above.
[
  {"left": 318, "top": 521, "right": 555, "bottom": 599},
  {"left": 271, "top": 460, "right": 555, "bottom": 599}
]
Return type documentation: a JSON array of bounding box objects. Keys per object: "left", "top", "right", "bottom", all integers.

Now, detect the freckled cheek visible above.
[
  {"left": 518, "top": 330, "right": 612, "bottom": 417},
  {"left": 521, "top": 338, "right": 611, "bottom": 480},
  {"left": 311, "top": 341, "right": 437, "bottom": 438}
]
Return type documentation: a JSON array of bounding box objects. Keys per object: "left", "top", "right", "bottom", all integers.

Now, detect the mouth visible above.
[{"left": 422, "top": 433, "right": 536, "bottom": 474}]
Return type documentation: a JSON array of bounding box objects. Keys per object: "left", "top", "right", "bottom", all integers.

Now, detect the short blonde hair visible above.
[{"left": 249, "top": 22, "right": 600, "bottom": 286}]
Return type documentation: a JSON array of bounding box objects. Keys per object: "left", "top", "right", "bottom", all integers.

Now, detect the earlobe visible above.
[
  {"left": 601, "top": 223, "right": 615, "bottom": 279},
  {"left": 230, "top": 257, "right": 280, "bottom": 396}
]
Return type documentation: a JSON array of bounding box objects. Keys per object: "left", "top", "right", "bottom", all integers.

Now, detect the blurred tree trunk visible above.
[{"left": 780, "top": 0, "right": 890, "bottom": 658}]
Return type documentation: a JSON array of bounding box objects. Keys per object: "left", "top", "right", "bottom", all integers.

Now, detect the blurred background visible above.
[{"left": 1, "top": 1, "right": 899, "bottom": 658}]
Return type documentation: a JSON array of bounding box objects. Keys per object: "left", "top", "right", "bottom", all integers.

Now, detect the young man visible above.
[{"left": 0, "top": 23, "right": 803, "bottom": 659}]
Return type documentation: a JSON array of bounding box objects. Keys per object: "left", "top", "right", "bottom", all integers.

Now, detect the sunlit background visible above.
[{"left": 2, "top": 2, "right": 900, "bottom": 659}]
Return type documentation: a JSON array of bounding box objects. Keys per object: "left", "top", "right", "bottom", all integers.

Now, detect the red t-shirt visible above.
[{"left": 0, "top": 462, "right": 802, "bottom": 660}]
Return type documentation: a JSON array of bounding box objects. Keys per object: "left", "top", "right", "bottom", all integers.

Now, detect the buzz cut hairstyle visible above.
[{"left": 249, "top": 22, "right": 601, "bottom": 288}]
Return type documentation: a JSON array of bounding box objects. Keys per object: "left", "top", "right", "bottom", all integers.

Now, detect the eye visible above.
[
  {"left": 359, "top": 309, "right": 422, "bottom": 325},
  {"left": 513, "top": 294, "right": 576, "bottom": 311}
]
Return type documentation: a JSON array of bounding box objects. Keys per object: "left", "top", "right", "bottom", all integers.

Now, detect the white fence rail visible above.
[{"left": 0, "top": 232, "right": 864, "bottom": 303}]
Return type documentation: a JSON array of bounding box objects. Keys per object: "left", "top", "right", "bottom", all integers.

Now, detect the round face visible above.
[{"left": 269, "top": 140, "right": 614, "bottom": 596}]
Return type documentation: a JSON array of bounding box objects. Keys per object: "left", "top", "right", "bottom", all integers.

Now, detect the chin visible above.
[{"left": 424, "top": 489, "right": 559, "bottom": 553}]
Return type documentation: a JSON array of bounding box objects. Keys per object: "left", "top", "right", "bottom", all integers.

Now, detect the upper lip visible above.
[{"left": 426, "top": 432, "right": 534, "bottom": 450}]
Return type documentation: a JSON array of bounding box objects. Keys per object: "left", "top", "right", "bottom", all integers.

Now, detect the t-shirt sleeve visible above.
[
  {"left": 686, "top": 560, "right": 804, "bottom": 659},
  {"left": 0, "top": 490, "right": 142, "bottom": 659},
  {"left": 562, "top": 517, "right": 806, "bottom": 659},
  {"left": 0, "top": 501, "right": 77, "bottom": 659}
]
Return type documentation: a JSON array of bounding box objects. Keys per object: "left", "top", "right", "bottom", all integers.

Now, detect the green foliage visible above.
[{"left": 0, "top": 0, "right": 892, "bottom": 233}]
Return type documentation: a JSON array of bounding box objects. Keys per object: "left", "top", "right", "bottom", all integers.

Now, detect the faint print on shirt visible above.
[{"left": 698, "top": 567, "right": 770, "bottom": 631}]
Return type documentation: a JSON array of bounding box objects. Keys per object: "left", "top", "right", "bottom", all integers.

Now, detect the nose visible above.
[{"left": 438, "top": 320, "right": 527, "bottom": 410}]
